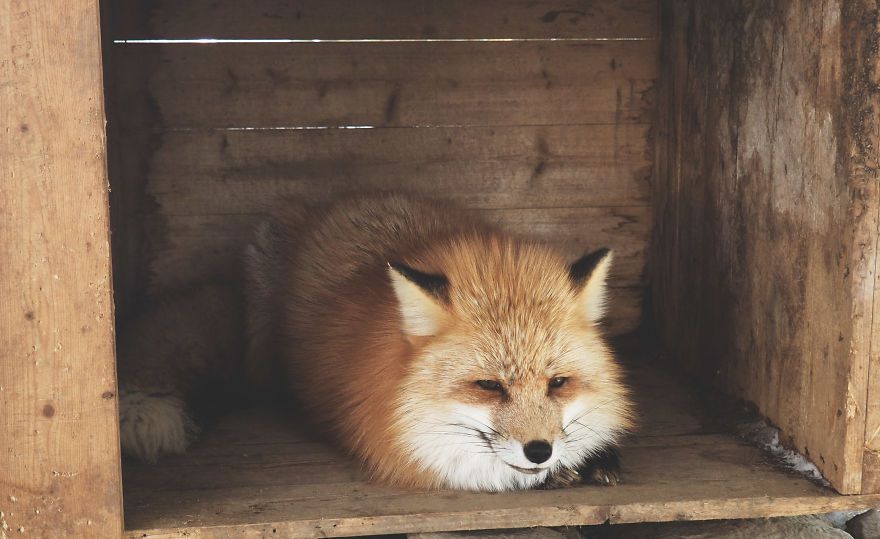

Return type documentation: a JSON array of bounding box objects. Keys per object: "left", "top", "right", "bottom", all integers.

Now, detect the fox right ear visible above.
[
  {"left": 387, "top": 262, "right": 449, "bottom": 337},
  {"left": 569, "top": 248, "right": 613, "bottom": 323}
]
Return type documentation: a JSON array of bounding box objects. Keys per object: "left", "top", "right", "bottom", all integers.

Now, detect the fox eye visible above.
[
  {"left": 548, "top": 377, "right": 568, "bottom": 389},
  {"left": 475, "top": 380, "right": 503, "bottom": 392}
]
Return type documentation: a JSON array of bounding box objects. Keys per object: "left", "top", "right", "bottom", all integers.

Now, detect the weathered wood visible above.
[
  {"left": 107, "top": 0, "right": 659, "bottom": 41},
  {"left": 113, "top": 41, "right": 657, "bottom": 129},
  {"left": 121, "top": 359, "right": 880, "bottom": 538},
  {"left": 0, "top": 0, "right": 123, "bottom": 536},
  {"left": 140, "top": 124, "right": 652, "bottom": 214},
  {"left": 864, "top": 450, "right": 880, "bottom": 494},
  {"left": 653, "top": 0, "right": 880, "bottom": 494},
  {"left": 860, "top": 0, "right": 880, "bottom": 496}
]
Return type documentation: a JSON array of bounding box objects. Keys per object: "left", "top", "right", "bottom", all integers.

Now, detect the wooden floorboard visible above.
[{"left": 122, "top": 350, "right": 880, "bottom": 538}]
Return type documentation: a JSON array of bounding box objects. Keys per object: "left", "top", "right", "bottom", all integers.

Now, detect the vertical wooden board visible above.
[
  {"left": 653, "top": 0, "right": 880, "bottom": 493},
  {"left": 106, "top": 0, "right": 659, "bottom": 41},
  {"left": 0, "top": 0, "right": 122, "bottom": 535},
  {"left": 859, "top": 0, "right": 880, "bottom": 492}
]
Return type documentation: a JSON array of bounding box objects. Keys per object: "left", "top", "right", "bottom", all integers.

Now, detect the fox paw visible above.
[
  {"left": 537, "top": 467, "right": 583, "bottom": 489},
  {"left": 580, "top": 447, "right": 621, "bottom": 486},
  {"left": 537, "top": 447, "right": 621, "bottom": 489},
  {"left": 119, "top": 389, "right": 199, "bottom": 463}
]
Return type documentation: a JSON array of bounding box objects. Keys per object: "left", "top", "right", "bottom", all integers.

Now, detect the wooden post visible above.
[{"left": 0, "top": 0, "right": 123, "bottom": 536}]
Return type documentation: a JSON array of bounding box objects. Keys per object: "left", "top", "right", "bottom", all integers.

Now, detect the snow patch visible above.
[{"left": 737, "top": 420, "right": 828, "bottom": 486}]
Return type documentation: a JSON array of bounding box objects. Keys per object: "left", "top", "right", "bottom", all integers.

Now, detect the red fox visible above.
[{"left": 118, "top": 193, "right": 633, "bottom": 491}]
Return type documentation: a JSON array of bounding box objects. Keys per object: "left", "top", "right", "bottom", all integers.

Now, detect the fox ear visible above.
[
  {"left": 388, "top": 262, "right": 449, "bottom": 337},
  {"left": 569, "top": 248, "right": 613, "bottom": 323}
]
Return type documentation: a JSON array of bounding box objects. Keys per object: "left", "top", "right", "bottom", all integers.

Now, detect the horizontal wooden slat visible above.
[
  {"left": 108, "top": 0, "right": 658, "bottom": 41},
  {"left": 113, "top": 41, "right": 657, "bottom": 128},
  {"left": 140, "top": 124, "right": 652, "bottom": 214},
  {"left": 122, "top": 358, "right": 880, "bottom": 538}
]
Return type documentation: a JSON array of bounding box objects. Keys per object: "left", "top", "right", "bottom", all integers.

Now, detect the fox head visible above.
[{"left": 386, "top": 236, "right": 633, "bottom": 491}]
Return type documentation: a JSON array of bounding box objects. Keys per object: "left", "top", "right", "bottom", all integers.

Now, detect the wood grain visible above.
[
  {"left": 121, "top": 359, "right": 880, "bottom": 538},
  {"left": 112, "top": 41, "right": 657, "bottom": 129},
  {"left": 140, "top": 124, "right": 653, "bottom": 214},
  {"left": 864, "top": 450, "right": 880, "bottom": 494},
  {"left": 0, "top": 0, "right": 123, "bottom": 536},
  {"left": 653, "top": 0, "right": 880, "bottom": 494},
  {"left": 107, "top": 0, "right": 659, "bottom": 41},
  {"left": 858, "top": 0, "right": 880, "bottom": 498}
]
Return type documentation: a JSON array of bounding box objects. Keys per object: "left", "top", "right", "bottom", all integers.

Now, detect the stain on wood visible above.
[
  {"left": 653, "top": 0, "right": 880, "bottom": 494},
  {"left": 0, "top": 0, "right": 123, "bottom": 535}
]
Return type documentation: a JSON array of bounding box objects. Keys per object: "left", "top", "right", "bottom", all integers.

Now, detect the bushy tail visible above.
[
  {"left": 119, "top": 390, "right": 199, "bottom": 463},
  {"left": 116, "top": 283, "right": 245, "bottom": 462}
]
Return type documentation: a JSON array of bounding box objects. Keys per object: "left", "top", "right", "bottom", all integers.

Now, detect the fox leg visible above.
[
  {"left": 538, "top": 446, "right": 621, "bottom": 489},
  {"left": 578, "top": 446, "right": 621, "bottom": 486}
]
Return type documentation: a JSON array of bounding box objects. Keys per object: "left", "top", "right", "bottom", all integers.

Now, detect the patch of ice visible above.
[{"left": 737, "top": 420, "right": 829, "bottom": 486}]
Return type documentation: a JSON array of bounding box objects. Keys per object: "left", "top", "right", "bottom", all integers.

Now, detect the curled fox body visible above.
[
  {"left": 244, "top": 194, "right": 632, "bottom": 491},
  {"left": 118, "top": 194, "right": 633, "bottom": 491}
]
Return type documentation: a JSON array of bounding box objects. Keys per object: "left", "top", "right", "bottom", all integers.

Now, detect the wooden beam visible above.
[
  {"left": 0, "top": 0, "right": 123, "bottom": 535},
  {"left": 106, "top": 0, "right": 659, "bottom": 41},
  {"left": 111, "top": 41, "right": 657, "bottom": 129}
]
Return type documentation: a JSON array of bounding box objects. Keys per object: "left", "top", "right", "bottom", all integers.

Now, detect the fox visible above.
[{"left": 118, "top": 193, "right": 634, "bottom": 492}]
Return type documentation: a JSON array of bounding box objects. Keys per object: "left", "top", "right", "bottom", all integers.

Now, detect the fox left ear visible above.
[
  {"left": 569, "top": 248, "right": 613, "bottom": 323},
  {"left": 387, "top": 262, "right": 449, "bottom": 337}
]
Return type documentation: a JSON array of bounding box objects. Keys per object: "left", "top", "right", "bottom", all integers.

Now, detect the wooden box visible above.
[{"left": 4, "top": 0, "right": 880, "bottom": 537}]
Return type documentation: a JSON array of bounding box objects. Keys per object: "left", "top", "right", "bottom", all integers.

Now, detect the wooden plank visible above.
[
  {"left": 112, "top": 41, "right": 657, "bottom": 129},
  {"left": 140, "top": 124, "right": 652, "bottom": 215},
  {"left": 121, "top": 359, "right": 880, "bottom": 538},
  {"left": 860, "top": 0, "right": 880, "bottom": 491},
  {"left": 147, "top": 206, "right": 649, "bottom": 285},
  {"left": 653, "top": 0, "right": 880, "bottom": 494},
  {"left": 864, "top": 450, "right": 880, "bottom": 494},
  {"left": 107, "top": 0, "right": 659, "bottom": 41},
  {"left": 0, "top": 0, "right": 123, "bottom": 536}
]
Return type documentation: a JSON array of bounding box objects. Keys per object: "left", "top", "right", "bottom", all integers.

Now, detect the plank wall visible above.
[
  {"left": 654, "top": 0, "right": 880, "bottom": 494},
  {"left": 102, "top": 0, "right": 659, "bottom": 334}
]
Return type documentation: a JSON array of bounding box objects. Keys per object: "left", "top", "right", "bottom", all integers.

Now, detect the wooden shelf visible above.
[{"left": 122, "top": 351, "right": 880, "bottom": 538}]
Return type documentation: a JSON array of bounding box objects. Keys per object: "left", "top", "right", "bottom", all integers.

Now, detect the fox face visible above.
[{"left": 388, "top": 239, "right": 633, "bottom": 491}]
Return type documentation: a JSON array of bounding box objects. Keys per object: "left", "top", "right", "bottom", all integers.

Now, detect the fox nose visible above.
[{"left": 523, "top": 440, "right": 553, "bottom": 464}]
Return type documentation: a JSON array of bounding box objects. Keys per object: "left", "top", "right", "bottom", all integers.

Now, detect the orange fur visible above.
[{"left": 245, "top": 193, "right": 633, "bottom": 491}]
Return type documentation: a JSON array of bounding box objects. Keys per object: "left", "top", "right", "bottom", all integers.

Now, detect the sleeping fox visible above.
[{"left": 118, "top": 193, "right": 633, "bottom": 491}]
